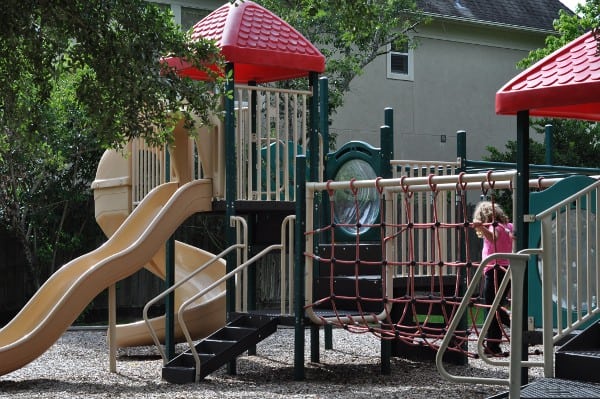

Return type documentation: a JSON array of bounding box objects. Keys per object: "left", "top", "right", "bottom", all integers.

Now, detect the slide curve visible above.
[
  {"left": 113, "top": 240, "right": 226, "bottom": 348},
  {"left": 0, "top": 179, "right": 213, "bottom": 376}
]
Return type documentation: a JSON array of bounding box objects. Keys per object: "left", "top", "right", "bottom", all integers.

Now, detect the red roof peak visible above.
[
  {"left": 174, "top": 0, "right": 325, "bottom": 83},
  {"left": 496, "top": 31, "right": 600, "bottom": 121}
]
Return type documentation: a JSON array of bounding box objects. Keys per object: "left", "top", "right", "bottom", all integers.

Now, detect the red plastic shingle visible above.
[
  {"left": 496, "top": 31, "right": 600, "bottom": 121},
  {"left": 169, "top": 0, "right": 325, "bottom": 83}
]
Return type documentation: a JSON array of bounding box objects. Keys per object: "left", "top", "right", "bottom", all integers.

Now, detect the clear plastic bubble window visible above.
[{"left": 332, "top": 159, "right": 379, "bottom": 236}]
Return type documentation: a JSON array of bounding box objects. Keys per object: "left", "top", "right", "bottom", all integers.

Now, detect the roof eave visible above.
[{"left": 424, "top": 12, "right": 557, "bottom": 36}]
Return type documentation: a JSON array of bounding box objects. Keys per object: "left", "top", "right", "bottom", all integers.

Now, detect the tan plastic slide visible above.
[
  {"left": 92, "top": 147, "right": 226, "bottom": 348},
  {"left": 0, "top": 179, "right": 215, "bottom": 376}
]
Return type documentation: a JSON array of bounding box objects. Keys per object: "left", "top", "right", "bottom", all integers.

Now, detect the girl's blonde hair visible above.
[{"left": 472, "top": 201, "right": 509, "bottom": 224}]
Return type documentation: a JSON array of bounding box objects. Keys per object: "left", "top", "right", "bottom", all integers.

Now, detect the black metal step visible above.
[
  {"left": 556, "top": 320, "right": 600, "bottom": 383},
  {"left": 162, "top": 314, "right": 279, "bottom": 383},
  {"left": 489, "top": 378, "right": 600, "bottom": 398}
]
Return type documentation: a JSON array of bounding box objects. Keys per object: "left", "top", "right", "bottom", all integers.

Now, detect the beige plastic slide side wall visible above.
[{"left": 0, "top": 179, "right": 212, "bottom": 376}]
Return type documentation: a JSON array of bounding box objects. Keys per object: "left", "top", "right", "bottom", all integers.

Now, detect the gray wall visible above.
[{"left": 330, "top": 19, "right": 549, "bottom": 163}]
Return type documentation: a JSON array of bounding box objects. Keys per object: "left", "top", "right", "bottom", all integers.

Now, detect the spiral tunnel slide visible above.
[{"left": 0, "top": 179, "right": 223, "bottom": 376}]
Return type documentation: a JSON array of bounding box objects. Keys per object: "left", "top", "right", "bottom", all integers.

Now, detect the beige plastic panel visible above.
[{"left": 0, "top": 180, "right": 216, "bottom": 376}]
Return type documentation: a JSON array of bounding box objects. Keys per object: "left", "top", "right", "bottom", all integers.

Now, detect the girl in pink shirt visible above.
[{"left": 473, "top": 201, "right": 513, "bottom": 355}]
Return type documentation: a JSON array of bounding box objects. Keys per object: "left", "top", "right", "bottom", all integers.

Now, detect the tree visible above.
[
  {"left": 0, "top": 0, "right": 225, "bottom": 295},
  {"left": 254, "top": 0, "right": 425, "bottom": 120},
  {"left": 485, "top": 1, "right": 600, "bottom": 168},
  {"left": 0, "top": 0, "right": 224, "bottom": 149}
]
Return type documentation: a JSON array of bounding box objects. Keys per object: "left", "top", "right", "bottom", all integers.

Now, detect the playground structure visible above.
[{"left": 1, "top": 2, "right": 600, "bottom": 398}]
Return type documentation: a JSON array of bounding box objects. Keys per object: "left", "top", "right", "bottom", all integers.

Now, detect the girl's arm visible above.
[{"left": 473, "top": 222, "right": 496, "bottom": 242}]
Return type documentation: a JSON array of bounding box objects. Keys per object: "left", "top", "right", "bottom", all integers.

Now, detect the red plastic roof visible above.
[
  {"left": 496, "top": 31, "right": 600, "bottom": 121},
  {"left": 164, "top": 0, "right": 325, "bottom": 84}
]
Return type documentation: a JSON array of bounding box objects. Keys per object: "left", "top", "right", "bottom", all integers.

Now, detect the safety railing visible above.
[
  {"left": 391, "top": 160, "right": 462, "bottom": 276},
  {"left": 536, "top": 179, "right": 600, "bottom": 377},
  {"left": 131, "top": 139, "right": 167, "bottom": 207},
  {"left": 142, "top": 215, "right": 248, "bottom": 363},
  {"left": 436, "top": 251, "right": 540, "bottom": 399},
  {"left": 143, "top": 215, "right": 295, "bottom": 382},
  {"left": 436, "top": 178, "right": 600, "bottom": 398},
  {"left": 177, "top": 215, "right": 295, "bottom": 382},
  {"left": 130, "top": 136, "right": 202, "bottom": 207},
  {"left": 234, "top": 215, "right": 295, "bottom": 314},
  {"left": 235, "top": 84, "right": 311, "bottom": 202}
]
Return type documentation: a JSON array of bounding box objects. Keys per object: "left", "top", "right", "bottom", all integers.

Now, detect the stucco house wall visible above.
[{"left": 330, "top": 18, "right": 554, "bottom": 163}]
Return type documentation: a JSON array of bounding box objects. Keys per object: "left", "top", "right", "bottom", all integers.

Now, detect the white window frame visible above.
[{"left": 387, "top": 41, "right": 414, "bottom": 81}]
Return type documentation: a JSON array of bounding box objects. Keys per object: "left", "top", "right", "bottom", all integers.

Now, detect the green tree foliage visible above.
[
  {"left": 254, "top": 0, "right": 425, "bottom": 127},
  {"left": 0, "top": 0, "right": 224, "bottom": 294},
  {"left": 486, "top": 1, "right": 600, "bottom": 169},
  {"left": 0, "top": 0, "right": 223, "bottom": 149}
]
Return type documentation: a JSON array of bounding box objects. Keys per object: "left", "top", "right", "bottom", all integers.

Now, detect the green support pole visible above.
[
  {"left": 224, "top": 63, "right": 237, "bottom": 375},
  {"left": 165, "top": 150, "right": 175, "bottom": 361},
  {"left": 456, "top": 130, "right": 467, "bottom": 172},
  {"left": 544, "top": 124, "right": 553, "bottom": 165},
  {"left": 308, "top": 72, "right": 321, "bottom": 364},
  {"left": 379, "top": 124, "right": 393, "bottom": 375},
  {"left": 310, "top": 325, "right": 320, "bottom": 363},
  {"left": 382, "top": 108, "right": 394, "bottom": 178},
  {"left": 516, "top": 110, "right": 530, "bottom": 383},
  {"left": 294, "top": 155, "right": 307, "bottom": 381},
  {"left": 318, "top": 76, "right": 333, "bottom": 352},
  {"left": 455, "top": 130, "right": 468, "bottom": 364},
  {"left": 319, "top": 77, "right": 329, "bottom": 154}
]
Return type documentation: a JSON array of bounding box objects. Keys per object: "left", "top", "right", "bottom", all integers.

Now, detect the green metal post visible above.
[
  {"left": 382, "top": 108, "right": 394, "bottom": 178},
  {"left": 294, "top": 155, "right": 307, "bottom": 381},
  {"left": 456, "top": 130, "right": 467, "bottom": 172},
  {"left": 380, "top": 126, "right": 393, "bottom": 179},
  {"left": 318, "top": 76, "right": 333, "bottom": 351},
  {"left": 224, "top": 63, "right": 238, "bottom": 375},
  {"left": 308, "top": 72, "right": 321, "bottom": 364},
  {"left": 379, "top": 124, "right": 393, "bottom": 375},
  {"left": 516, "top": 110, "right": 530, "bottom": 383},
  {"left": 544, "top": 124, "right": 553, "bottom": 165},
  {"left": 319, "top": 77, "right": 329, "bottom": 154},
  {"left": 165, "top": 149, "right": 175, "bottom": 361},
  {"left": 455, "top": 130, "right": 468, "bottom": 364}
]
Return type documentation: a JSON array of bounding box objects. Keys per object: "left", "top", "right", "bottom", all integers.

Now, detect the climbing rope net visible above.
[{"left": 304, "top": 170, "right": 528, "bottom": 357}]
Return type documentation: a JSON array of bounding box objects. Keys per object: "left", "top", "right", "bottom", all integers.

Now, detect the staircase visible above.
[
  {"left": 555, "top": 320, "right": 600, "bottom": 384},
  {"left": 162, "top": 314, "right": 279, "bottom": 383},
  {"left": 492, "top": 320, "right": 600, "bottom": 398}
]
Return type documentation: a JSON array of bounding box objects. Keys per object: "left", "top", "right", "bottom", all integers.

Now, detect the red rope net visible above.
[{"left": 305, "top": 174, "right": 513, "bottom": 358}]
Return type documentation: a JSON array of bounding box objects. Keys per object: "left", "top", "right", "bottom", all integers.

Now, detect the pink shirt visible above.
[{"left": 481, "top": 222, "right": 513, "bottom": 272}]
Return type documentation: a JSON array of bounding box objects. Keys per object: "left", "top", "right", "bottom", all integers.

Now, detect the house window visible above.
[
  {"left": 387, "top": 41, "right": 413, "bottom": 81},
  {"left": 181, "top": 7, "right": 211, "bottom": 31}
]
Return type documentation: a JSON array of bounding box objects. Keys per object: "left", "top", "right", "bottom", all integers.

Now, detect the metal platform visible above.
[{"left": 490, "top": 378, "right": 600, "bottom": 399}]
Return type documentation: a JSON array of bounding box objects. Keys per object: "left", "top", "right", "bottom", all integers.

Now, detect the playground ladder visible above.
[{"left": 162, "top": 314, "right": 278, "bottom": 383}]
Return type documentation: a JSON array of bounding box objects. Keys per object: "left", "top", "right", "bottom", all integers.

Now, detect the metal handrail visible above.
[
  {"left": 178, "top": 242, "right": 287, "bottom": 382},
  {"left": 535, "top": 179, "right": 600, "bottom": 377},
  {"left": 436, "top": 251, "right": 539, "bottom": 399},
  {"left": 177, "top": 215, "right": 295, "bottom": 382},
  {"left": 279, "top": 215, "right": 296, "bottom": 315},
  {"left": 142, "top": 216, "right": 248, "bottom": 364}
]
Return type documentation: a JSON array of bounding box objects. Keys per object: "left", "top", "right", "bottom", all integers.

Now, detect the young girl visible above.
[{"left": 472, "top": 201, "right": 513, "bottom": 355}]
